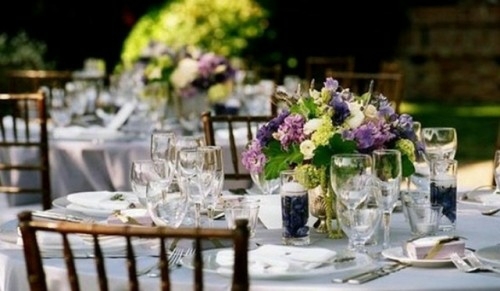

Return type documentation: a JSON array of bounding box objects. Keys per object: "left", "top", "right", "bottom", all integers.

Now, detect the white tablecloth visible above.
[{"left": 1, "top": 202, "right": 500, "bottom": 291}]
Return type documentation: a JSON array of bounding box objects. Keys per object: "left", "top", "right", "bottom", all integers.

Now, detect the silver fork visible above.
[
  {"left": 451, "top": 253, "right": 500, "bottom": 274},
  {"left": 146, "top": 247, "right": 194, "bottom": 278}
]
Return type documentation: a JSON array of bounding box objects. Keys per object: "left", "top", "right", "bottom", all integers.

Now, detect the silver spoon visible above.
[{"left": 481, "top": 208, "right": 500, "bottom": 216}]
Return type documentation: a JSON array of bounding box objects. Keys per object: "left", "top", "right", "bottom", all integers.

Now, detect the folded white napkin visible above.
[
  {"left": 216, "top": 245, "right": 337, "bottom": 275},
  {"left": 66, "top": 191, "right": 139, "bottom": 211},
  {"left": 106, "top": 101, "right": 136, "bottom": 130}
]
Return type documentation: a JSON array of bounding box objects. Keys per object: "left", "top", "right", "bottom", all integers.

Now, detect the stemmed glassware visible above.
[
  {"left": 145, "top": 179, "right": 188, "bottom": 228},
  {"left": 330, "top": 153, "right": 373, "bottom": 210},
  {"left": 421, "top": 127, "right": 457, "bottom": 162},
  {"left": 493, "top": 150, "right": 500, "bottom": 195},
  {"left": 372, "top": 149, "right": 402, "bottom": 250},
  {"left": 336, "top": 186, "right": 382, "bottom": 254},
  {"left": 151, "top": 130, "right": 176, "bottom": 181},
  {"left": 197, "top": 145, "right": 224, "bottom": 227},
  {"left": 176, "top": 147, "right": 204, "bottom": 227},
  {"left": 250, "top": 171, "right": 280, "bottom": 195},
  {"left": 330, "top": 153, "right": 374, "bottom": 251},
  {"left": 130, "top": 159, "right": 169, "bottom": 207}
]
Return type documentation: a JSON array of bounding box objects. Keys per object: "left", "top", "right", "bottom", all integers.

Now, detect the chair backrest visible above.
[
  {"left": 201, "top": 111, "right": 273, "bottom": 182},
  {"left": 5, "top": 69, "right": 105, "bottom": 111},
  {"left": 17, "top": 211, "right": 250, "bottom": 291},
  {"left": 305, "top": 56, "right": 356, "bottom": 85},
  {"left": 0, "top": 92, "right": 51, "bottom": 210},
  {"left": 324, "top": 70, "right": 405, "bottom": 114}
]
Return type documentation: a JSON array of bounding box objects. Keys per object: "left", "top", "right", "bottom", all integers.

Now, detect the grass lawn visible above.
[{"left": 400, "top": 102, "right": 500, "bottom": 163}]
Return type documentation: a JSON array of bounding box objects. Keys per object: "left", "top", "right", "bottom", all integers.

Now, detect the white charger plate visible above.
[
  {"left": 382, "top": 247, "right": 472, "bottom": 268},
  {"left": 458, "top": 187, "right": 500, "bottom": 208},
  {"left": 180, "top": 248, "right": 375, "bottom": 280}
]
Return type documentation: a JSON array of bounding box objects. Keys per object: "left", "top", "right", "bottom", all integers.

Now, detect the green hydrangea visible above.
[
  {"left": 311, "top": 116, "right": 334, "bottom": 146},
  {"left": 395, "top": 138, "right": 416, "bottom": 162},
  {"left": 294, "top": 164, "right": 321, "bottom": 189}
]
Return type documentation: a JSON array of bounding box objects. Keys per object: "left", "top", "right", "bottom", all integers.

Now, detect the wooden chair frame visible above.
[
  {"left": 0, "top": 92, "right": 51, "bottom": 209},
  {"left": 18, "top": 211, "right": 249, "bottom": 291},
  {"left": 201, "top": 111, "right": 273, "bottom": 181}
]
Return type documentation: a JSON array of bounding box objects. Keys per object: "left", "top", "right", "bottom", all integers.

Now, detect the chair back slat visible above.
[
  {"left": 201, "top": 111, "right": 274, "bottom": 182},
  {"left": 17, "top": 211, "right": 250, "bottom": 291}
]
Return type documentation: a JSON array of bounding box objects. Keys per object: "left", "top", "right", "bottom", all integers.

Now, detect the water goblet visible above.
[
  {"left": 421, "top": 127, "right": 457, "bottom": 162},
  {"left": 336, "top": 186, "right": 382, "bottom": 254},
  {"left": 372, "top": 149, "right": 402, "bottom": 250},
  {"left": 145, "top": 179, "right": 188, "bottom": 228},
  {"left": 250, "top": 170, "right": 280, "bottom": 195},
  {"left": 130, "top": 159, "right": 168, "bottom": 207},
  {"left": 330, "top": 153, "right": 373, "bottom": 210},
  {"left": 494, "top": 150, "right": 500, "bottom": 195}
]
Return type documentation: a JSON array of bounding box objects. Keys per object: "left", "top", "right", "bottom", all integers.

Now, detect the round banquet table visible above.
[{"left": 1, "top": 198, "right": 500, "bottom": 291}]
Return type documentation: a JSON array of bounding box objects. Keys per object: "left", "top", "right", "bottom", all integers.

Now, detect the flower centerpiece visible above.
[
  {"left": 115, "top": 42, "right": 236, "bottom": 117},
  {"left": 241, "top": 77, "right": 422, "bottom": 238}
]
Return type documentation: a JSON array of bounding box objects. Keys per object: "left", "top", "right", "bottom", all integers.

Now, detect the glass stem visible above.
[
  {"left": 207, "top": 207, "right": 215, "bottom": 228},
  {"left": 382, "top": 211, "right": 391, "bottom": 249},
  {"left": 195, "top": 202, "right": 201, "bottom": 228}
]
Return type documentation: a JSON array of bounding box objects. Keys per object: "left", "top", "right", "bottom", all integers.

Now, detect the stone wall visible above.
[{"left": 398, "top": 5, "right": 500, "bottom": 103}]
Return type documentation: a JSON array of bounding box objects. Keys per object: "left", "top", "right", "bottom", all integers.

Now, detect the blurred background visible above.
[{"left": 0, "top": 0, "right": 499, "bottom": 165}]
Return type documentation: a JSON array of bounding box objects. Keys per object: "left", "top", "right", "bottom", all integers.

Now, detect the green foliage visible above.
[
  {"left": 119, "top": 0, "right": 268, "bottom": 70},
  {"left": 263, "top": 140, "right": 303, "bottom": 180},
  {"left": 312, "top": 134, "right": 358, "bottom": 169},
  {"left": 0, "top": 31, "right": 51, "bottom": 69}
]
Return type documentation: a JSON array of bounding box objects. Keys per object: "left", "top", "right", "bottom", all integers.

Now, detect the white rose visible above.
[
  {"left": 303, "top": 118, "right": 322, "bottom": 135},
  {"left": 364, "top": 104, "right": 378, "bottom": 119},
  {"left": 170, "top": 58, "right": 199, "bottom": 89},
  {"left": 345, "top": 102, "right": 365, "bottom": 129},
  {"left": 300, "top": 139, "right": 316, "bottom": 160}
]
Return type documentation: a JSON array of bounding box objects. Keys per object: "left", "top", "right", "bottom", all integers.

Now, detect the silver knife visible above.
[
  {"left": 348, "top": 263, "right": 410, "bottom": 284},
  {"left": 32, "top": 211, "right": 85, "bottom": 223},
  {"left": 332, "top": 265, "right": 385, "bottom": 283}
]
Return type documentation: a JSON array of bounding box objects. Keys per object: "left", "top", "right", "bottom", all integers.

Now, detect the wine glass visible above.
[
  {"left": 197, "top": 145, "right": 224, "bottom": 227},
  {"left": 151, "top": 130, "right": 176, "bottom": 181},
  {"left": 130, "top": 159, "right": 168, "bottom": 207},
  {"left": 494, "top": 150, "right": 500, "bottom": 195},
  {"left": 330, "top": 153, "right": 373, "bottom": 210},
  {"left": 145, "top": 179, "right": 188, "bottom": 228},
  {"left": 250, "top": 170, "right": 280, "bottom": 195},
  {"left": 176, "top": 147, "right": 203, "bottom": 227},
  {"left": 421, "top": 127, "right": 457, "bottom": 162},
  {"left": 372, "top": 149, "right": 402, "bottom": 250},
  {"left": 336, "top": 186, "right": 382, "bottom": 254}
]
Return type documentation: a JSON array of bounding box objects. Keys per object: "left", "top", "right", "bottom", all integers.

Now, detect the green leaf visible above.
[
  {"left": 311, "top": 134, "right": 357, "bottom": 168},
  {"left": 263, "top": 140, "right": 303, "bottom": 180},
  {"left": 401, "top": 154, "right": 416, "bottom": 178}
]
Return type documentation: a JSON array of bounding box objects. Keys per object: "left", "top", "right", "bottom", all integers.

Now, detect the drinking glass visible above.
[
  {"left": 372, "top": 149, "right": 402, "bottom": 250},
  {"left": 336, "top": 186, "right": 382, "bottom": 253},
  {"left": 197, "top": 145, "right": 224, "bottom": 227},
  {"left": 494, "top": 150, "right": 500, "bottom": 195},
  {"left": 330, "top": 153, "right": 373, "bottom": 210},
  {"left": 421, "top": 127, "right": 457, "bottom": 162},
  {"left": 145, "top": 179, "right": 188, "bottom": 228},
  {"left": 250, "top": 171, "right": 280, "bottom": 195},
  {"left": 130, "top": 159, "right": 168, "bottom": 206},
  {"left": 151, "top": 130, "right": 176, "bottom": 181},
  {"left": 176, "top": 147, "right": 203, "bottom": 227}
]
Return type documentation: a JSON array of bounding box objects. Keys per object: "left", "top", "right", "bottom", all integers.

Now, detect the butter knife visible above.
[{"left": 348, "top": 263, "right": 410, "bottom": 284}]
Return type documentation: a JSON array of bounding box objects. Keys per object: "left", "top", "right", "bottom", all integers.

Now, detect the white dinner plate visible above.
[
  {"left": 457, "top": 187, "right": 500, "bottom": 208},
  {"left": 382, "top": 247, "right": 472, "bottom": 268},
  {"left": 52, "top": 191, "right": 142, "bottom": 218},
  {"left": 475, "top": 245, "right": 500, "bottom": 268},
  {"left": 180, "top": 248, "right": 375, "bottom": 280}
]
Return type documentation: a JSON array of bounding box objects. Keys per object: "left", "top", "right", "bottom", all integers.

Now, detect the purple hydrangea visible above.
[
  {"left": 344, "top": 120, "right": 395, "bottom": 152},
  {"left": 241, "top": 139, "right": 266, "bottom": 173},
  {"left": 276, "top": 114, "right": 306, "bottom": 148},
  {"left": 330, "top": 94, "right": 351, "bottom": 126},
  {"left": 256, "top": 111, "right": 290, "bottom": 147}
]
